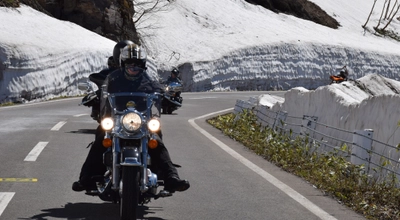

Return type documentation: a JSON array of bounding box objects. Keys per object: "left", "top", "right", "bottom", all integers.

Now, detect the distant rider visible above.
[
  {"left": 166, "top": 68, "right": 182, "bottom": 84},
  {"left": 330, "top": 65, "right": 349, "bottom": 84},
  {"left": 338, "top": 65, "right": 349, "bottom": 81}
]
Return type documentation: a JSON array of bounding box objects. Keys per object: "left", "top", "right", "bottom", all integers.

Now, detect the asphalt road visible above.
[{"left": 0, "top": 91, "right": 365, "bottom": 220}]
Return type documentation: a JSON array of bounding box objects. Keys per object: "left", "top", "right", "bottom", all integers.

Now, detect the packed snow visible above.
[
  {"left": 0, "top": 5, "right": 116, "bottom": 102},
  {"left": 135, "top": 0, "right": 400, "bottom": 91},
  {"left": 0, "top": 1, "right": 400, "bottom": 153}
]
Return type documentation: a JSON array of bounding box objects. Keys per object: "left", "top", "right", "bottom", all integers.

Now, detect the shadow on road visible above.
[
  {"left": 20, "top": 202, "right": 165, "bottom": 220},
  {"left": 69, "top": 129, "right": 97, "bottom": 135}
]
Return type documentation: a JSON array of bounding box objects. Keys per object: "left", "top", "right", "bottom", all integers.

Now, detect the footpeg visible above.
[
  {"left": 154, "top": 190, "right": 173, "bottom": 200},
  {"left": 85, "top": 190, "right": 99, "bottom": 196},
  {"left": 157, "top": 180, "right": 165, "bottom": 186}
]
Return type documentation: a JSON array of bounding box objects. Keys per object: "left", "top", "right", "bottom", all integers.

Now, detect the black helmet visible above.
[
  {"left": 113, "top": 40, "right": 134, "bottom": 66},
  {"left": 171, "top": 68, "right": 179, "bottom": 76},
  {"left": 120, "top": 43, "right": 147, "bottom": 68},
  {"left": 107, "top": 56, "right": 117, "bottom": 68}
]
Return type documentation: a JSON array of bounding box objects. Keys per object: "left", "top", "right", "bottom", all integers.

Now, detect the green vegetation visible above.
[
  {"left": 0, "top": 95, "right": 83, "bottom": 108},
  {"left": 207, "top": 110, "right": 400, "bottom": 220},
  {"left": 0, "top": 101, "right": 15, "bottom": 107}
]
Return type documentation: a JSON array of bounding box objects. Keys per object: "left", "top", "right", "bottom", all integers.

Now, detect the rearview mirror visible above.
[{"left": 78, "top": 82, "right": 90, "bottom": 91}]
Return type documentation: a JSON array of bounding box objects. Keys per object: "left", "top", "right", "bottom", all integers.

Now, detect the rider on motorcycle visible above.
[
  {"left": 166, "top": 68, "right": 182, "bottom": 84},
  {"left": 338, "top": 66, "right": 349, "bottom": 81},
  {"left": 161, "top": 67, "right": 183, "bottom": 115},
  {"left": 330, "top": 65, "right": 349, "bottom": 84},
  {"left": 73, "top": 41, "right": 190, "bottom": 193}
]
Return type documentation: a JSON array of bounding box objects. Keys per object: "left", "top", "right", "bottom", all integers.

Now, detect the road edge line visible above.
[{"left": 188, "top": 108, "right": 337, "bottom": 220}]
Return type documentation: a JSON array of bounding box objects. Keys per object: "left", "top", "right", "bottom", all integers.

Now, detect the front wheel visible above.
[{"left": 120, "top": 166, "right": 140, "bottom": 220}]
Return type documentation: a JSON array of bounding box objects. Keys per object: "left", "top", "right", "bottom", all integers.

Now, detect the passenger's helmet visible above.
[
  {"left": 113, "top": 40, "right": 134, "bottom": 66},
  {"left": 107, "top": 56, "right": 117, "bottom": 68},
  {"left": 120, "top": 43, "right": 147, "bottom": 68},
  {"left": 171, "top": 68, "right": 179, "bottom": 76}
]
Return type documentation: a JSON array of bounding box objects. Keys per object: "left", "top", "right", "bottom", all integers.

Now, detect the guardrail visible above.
[{"left": 234, "top": 99, "right": 400, "bottom": 180}]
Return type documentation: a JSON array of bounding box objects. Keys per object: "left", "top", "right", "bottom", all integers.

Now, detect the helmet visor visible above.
[{"left": 120, "top": 45, "right": 146, "bottom": 60}]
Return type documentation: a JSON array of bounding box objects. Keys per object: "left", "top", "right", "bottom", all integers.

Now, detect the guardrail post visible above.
[
  {"left": 351, "top": 129, "right": 373, "bottom": 172},
  {"left": 255, "top": 105, "right": 268, "bottom": 127},
  {"left": 272, "top": 110, "right": 287, "bottom": 131},
  {"left": 234, "top": 99, "right": 254, "bottom": 114}
]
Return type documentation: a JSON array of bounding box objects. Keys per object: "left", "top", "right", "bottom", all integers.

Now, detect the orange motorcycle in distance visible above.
[{"left": 330, "top": 65, "right": 349, "bottom": 84}]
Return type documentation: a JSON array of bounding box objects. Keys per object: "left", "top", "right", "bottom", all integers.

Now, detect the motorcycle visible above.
[
  {"left": 329, "top": 66, "right": 349, "bottom": 84},
  {"left": 161, "top": 81, "right": 183, "bottom": 114},
  {"left": 92, "top": 91, "right": 172, "bottom": 220}
]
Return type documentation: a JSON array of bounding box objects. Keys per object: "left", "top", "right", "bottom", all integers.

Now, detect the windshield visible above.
[{"left": 106, "top": 92, "right": 161, "bottom": 118}]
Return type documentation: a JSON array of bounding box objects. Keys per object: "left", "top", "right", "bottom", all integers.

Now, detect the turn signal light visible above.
[
  {"left": 148, "top": 139, "right": 158, "bottom": 149},
  {"left": 103, "top": 138, "right": 112, "bottom": 148}
]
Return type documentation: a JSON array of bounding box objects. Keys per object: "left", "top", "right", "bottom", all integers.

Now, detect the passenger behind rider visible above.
[
  {"left": 85, "top": 56, "right": 119, "bottom": 121},
  {"left": 89, "top": 56, "right": 119, "bottom": 88},
  {"left": 72, "top": 40, "right": 190, "bottom": 193}
]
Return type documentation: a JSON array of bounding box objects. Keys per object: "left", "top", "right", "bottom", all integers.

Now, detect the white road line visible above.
[
  {"left": 0, "top": 192, "right": 15, "bottom": 217},
  {"left": 187, "top": 97, "right": 218, "bottom": 100},
  {"left": 73, "top": 114, "right": 88, "bottom": 117},
  {"left": 188, "top": 109, "right": 337, "bottom": 220},
  {"left": 0, "top": 97, "right": 82, "bottom": 110},
  {"left": 24, "top": 142, "right": 48, "bottom": 162},
  {"left": 51, "top": 121, "right": 67, "bottom": 131}
]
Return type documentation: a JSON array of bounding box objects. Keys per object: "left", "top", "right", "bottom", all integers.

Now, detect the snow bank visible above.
[
  {"left": 0, "top": 5, "right": 116, "bottom": 102},
  {"left": 181, "top": 43, "right": 400, "bottom": 92},
  {"left": 258, "top": 74, "right": 400, "bottom": 150}
]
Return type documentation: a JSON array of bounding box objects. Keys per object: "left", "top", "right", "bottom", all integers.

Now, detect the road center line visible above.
[
  {"left": 0, "top": 178, "right": 38, "bottom": 182},
  {"left": 188, "top": 108, "right": 337, "bottom": 220},
  {"left": 187, "top": 97, "right": 218, "bottom": 100},
  {"left": 0, "top": 192, "right": 15, "bottom": 217},
  {"left": 24, "top": 142, "right": 48, "bottom": 162},
  {"left": 51, "top": 121, "right": 67, "bottom": 131}
]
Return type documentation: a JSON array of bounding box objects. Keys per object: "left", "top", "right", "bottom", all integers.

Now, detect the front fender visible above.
[{"left": 120, "top": 147, "right": 141, "bottom": 166}]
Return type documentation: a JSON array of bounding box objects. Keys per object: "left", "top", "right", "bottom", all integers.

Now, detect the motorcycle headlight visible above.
[
  {"left": 122, "top": 112, "right": 142, "bottom": 132},
  {"left": 148, "top": 118, "right": 161, "bottom": 132},
  {"left": 101, "top": 118, "right": 114, "bottom": 130}
]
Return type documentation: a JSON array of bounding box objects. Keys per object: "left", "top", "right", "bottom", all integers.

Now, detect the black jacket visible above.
[
  {"left": 166, "top": 76, "right": 182, "bottom": 84},
  {"left": 101, "top": 69, "right": 164, "bottom": 117},
  {"left": 89, "top": 67, "right": 118, "bottom": 88}
]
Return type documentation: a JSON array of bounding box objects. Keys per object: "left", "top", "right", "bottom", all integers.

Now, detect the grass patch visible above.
[
  {"left": 0, "top": 95, "right": 83, "bottom": 108},
  {"left": 0, "top": 101, "right": 16, "bottom": 107},
  {"left": 207, "top": 110, "right": 400, "bottom": 220}
]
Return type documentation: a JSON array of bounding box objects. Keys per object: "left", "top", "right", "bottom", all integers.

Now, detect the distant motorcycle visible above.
[
  {"left": 161, "top": 81, "right": 183, "bottom": 114},
  {"left": 329, "top": 66, "right": 349, "bottom": 84},
  {"left": 85, "top": 91, "right": 172, "bottom": 220}
]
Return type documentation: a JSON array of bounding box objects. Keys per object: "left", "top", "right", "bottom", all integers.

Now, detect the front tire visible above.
[{"left": 120, "top": 166, "right": 140, "bottom": 220}]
